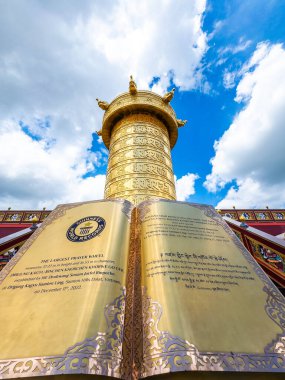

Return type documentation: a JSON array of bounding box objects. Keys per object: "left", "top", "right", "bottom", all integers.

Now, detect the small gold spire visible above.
[
  {"left": 129, "top": 75, "right": 137, "bottom": 95},
  {"left": 162, "top": 88, "right": 175, "bottom": 103},
  {"left": 96, "top": 98, "right": 109, "bottom": 111},
  {"left": 177, "top": 119, "right": 187, "bottom": 127}
]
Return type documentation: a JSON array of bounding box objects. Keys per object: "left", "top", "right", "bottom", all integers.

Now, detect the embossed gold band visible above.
[{"left": 104, "top": 114, "right": 176, "bottom": 204}]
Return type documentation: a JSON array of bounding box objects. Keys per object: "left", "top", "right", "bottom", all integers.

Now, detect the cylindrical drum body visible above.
[
  {"left": 105, "top": 114, "right": 176, "bottom": 204},
  {"left": 100, "top": 90, "right": 179, "bottom": 205}
]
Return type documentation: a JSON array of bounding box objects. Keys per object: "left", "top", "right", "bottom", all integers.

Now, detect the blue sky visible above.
[
  {"left": 171, "top": 0, "right": 285, "bottom": 207},
  {"left": 0, "top": 0, "right": 285, "bottom": 209}
]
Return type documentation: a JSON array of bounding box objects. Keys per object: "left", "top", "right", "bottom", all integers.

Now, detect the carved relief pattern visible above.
[
  {"left": 105, "top": 113, "right": 176, "bottom": 205},
  {"left": 106, "top": 162, "right": 174, "bottom": 183},
  {"left": 110, "top": 136, "right": 171, "bottom": 156},
  {"left": 111, "top": 125, "right": 169, "bottom": 145},
  {"left": 111, "top": 116, "right": 169, "bottom": 142},
  {"left": 264, "top": 284, "right": 285, "bottom": 354},
  {"left": 105, "top": 178, "right": 176, "bottom": 201},
  {"left": 0, "top": 289, "right": 126, "bottom": 379},
  {"left": 108, "top": 149, "right": 172, "bottom": 169},
  {"left": 113, "top": 114, "right": 169, "bottom": 132},
  {"left": 140, "top": 287, "right": 285, "bottom": 378}
]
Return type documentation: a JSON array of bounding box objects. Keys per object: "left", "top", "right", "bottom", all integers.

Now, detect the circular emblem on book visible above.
[{"left": 66, "top": 216, "right": 106, "bottom": 242}]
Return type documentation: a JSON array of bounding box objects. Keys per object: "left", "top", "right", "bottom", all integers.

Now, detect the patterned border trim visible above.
[
  {"left": 0, "top": 289, "right": 126, "bottom": 379},
  {"left": 137, "top": 199, "right": 285, "bottom": 376},
  {"left": 189, "top": 203, "right": 285, "bottom": 356},
  {"left": 141, "top": 288, "right": 285, "bottom": 377}
]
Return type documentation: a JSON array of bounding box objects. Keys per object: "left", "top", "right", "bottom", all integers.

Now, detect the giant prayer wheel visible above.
[{"left": 96, "top": 78, "right": 186, "bottom": 205}]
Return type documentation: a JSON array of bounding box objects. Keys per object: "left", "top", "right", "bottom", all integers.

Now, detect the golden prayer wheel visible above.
[{"left": 97, "top": 78, "right": 187, "bottom": 205}]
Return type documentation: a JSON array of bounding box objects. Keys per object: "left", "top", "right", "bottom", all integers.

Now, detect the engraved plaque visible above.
[
  {"left": 138, "top": 199, "right": 285, "bottom": 378},
  {"left": 0, "top": 200, "right": 133, "bottom": 379}
]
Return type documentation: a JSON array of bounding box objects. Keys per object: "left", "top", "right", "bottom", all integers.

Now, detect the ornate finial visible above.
[
  {"left": 239, "top": 214, "right": 248, "bottom": 228},
  {"left": 8, "top": 207, "right": 11, "bottom": 210},
  {"left": 162, "top": 88, "right": 175, "bottom": 103},
  {"left": 96, "top": 98, "right": 109, "bottom": 111},
  {"left": 96, "top": 129, "right": 102, "bottom": 136},
  {"left": 177, "top": 119, "right": 187, "bottom": 127},
  {"left": 129, "top": 75, "right": 137, "bottom": 95},
  {"left": 30, "top": 216, "right": 39, "bottom": 231}
]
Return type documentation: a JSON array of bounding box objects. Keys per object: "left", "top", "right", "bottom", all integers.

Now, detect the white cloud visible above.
[
  {"left": 223, "top": 69, "right": 237, "bottom": 89},
  {"left": 207, "top": 20, "right": 224, "bottom": 41},
  {"left": 175, "top": 173, "right": 199, "bottom": 201},
  {"left": 220, "top": 38, "right": 252, "bottom": 89},
  {"left": 205, "top": 42, "right": 285, "bottom": 208},
  {"left": 216, "top": 178, "right": 285, "bottom": 209},
  {"left": 219, "top": 38, "right": 252, "bottom": 56},
  {"left": 0, "top": 0, "right": 207, "bottom": 209},
  {"left": 0, "top": 119, "right": 106, "bottom": 209}
]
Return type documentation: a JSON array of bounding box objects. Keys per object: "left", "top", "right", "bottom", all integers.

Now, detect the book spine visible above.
[{"left": 122, "top": 208, "right": 143, "bottom": 380}]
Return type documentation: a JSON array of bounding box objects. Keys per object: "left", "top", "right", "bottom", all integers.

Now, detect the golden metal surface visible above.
[
  {"left": 104, "top": 113, "right": 176, "bottom": 204},
  {"left": 0, "top": 200, "right": 133, "bottom": 378},
  {"left": 105, "top": 178, "right": 176, "bottom": 199},
  {"left": 96, "top": 81, "right": 182, "bottom": 204},
  {"left": 106, "top": 161, "right": 174, "bottom": 183},
  {"left": 101, "top": 91, "right": 178, "bottom": 149},
  {"left": 137, "top": 199, "right": 285, "bottom": 377},
  {"left": 108, "top": 148, "right": 173, "bottom": 169}
]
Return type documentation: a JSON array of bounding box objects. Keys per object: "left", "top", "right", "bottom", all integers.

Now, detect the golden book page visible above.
[
  {"left": 0, "top": 199, "right": 133, "bottom": 379},
  {"left": 138, "top": 199, "right": 285, "bottom": 378}
]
